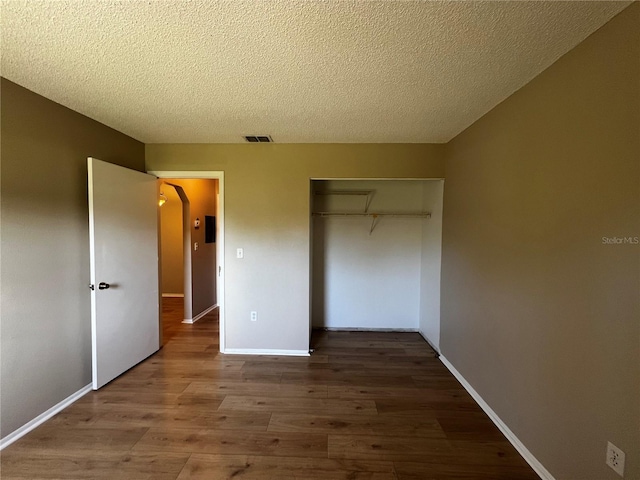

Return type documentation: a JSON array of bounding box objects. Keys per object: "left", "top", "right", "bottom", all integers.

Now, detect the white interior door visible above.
[{"left": 88, "top": 157, "right": 160, "bottom": 389}]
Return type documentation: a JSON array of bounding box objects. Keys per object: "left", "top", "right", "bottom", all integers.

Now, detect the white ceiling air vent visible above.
[{"left": 244, "top": 135, "right": 273, "bottom": 143}]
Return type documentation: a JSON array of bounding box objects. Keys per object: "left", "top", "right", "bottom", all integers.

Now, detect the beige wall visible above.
[
  {"left": 146, "top": 144, "right": 445, "bottom": 352},
  {"left": 0, "top": 79, "right": 145, "bottom": 438},
  {"left": 441, "top": 4, "right": 639, "bottom": 480},
  {"left": 160, "top": 185, "right": 184, "bottom": 295}
]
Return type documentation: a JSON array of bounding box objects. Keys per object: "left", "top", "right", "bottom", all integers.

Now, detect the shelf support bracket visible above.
[
  {"left": 364, "top": 192, "right": 373, "bottom": 214},
  {"left": 369, "top": 214, "right": 379, "bottom": 235}
]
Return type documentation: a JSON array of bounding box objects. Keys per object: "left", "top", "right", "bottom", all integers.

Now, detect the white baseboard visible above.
[
  {"left": 0, "top": 383, "right": 92, "bottom": 451},
  {"left": 183, "top": 304, "right": 217, "bottom": 324},
  {"left": 223, "top": 348, "right": 310, "bottom": 357},
  {"left": 417, "top": 329, "right": 441, "bottom": 355},
  {"left": 315, "top": 327, "right": 418, "bottom": 332},
  {"left": 162, "top": 293, "right": 184, "bottom": 298},
  {"left": 439, "top": 356, "right": 553, "bottom": 480}
]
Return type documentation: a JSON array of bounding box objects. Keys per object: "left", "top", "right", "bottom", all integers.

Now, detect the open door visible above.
[{"left": 88, "top": 157, "right": 160, "bottom": 390}]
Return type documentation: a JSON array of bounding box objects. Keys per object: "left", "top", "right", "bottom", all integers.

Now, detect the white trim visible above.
[
  {"left": 150, "top": 171, "right": 223, "bottom": 180},
  {"left": 318, "top": 327, "right": 419, "bottom": 332},
  {"left": 439, "top": 355, "right": 554, "bottom": 480},
  {"left": 224, "top": 349, "right": 310, "bottom": 357},
  {"left": 418, "top": 329, "right": 441, "bottom": 355},
  {"left": 149, "top": 171, "right": 225, "bottom": 353},
  {"left": 87, "top": 158, "right": 99, "bottom": 389},
  {"left": 0, "top": 384, "right": 92, "bottom": 451},
  {"left": 183, "top": 304, "right": 218, "bottom": 324},
  {"left": 162, "top": 293, "right": 184, "bottom": 298},
  {"left": 310, "top": 177, "right": 445, "bottom": 181}
]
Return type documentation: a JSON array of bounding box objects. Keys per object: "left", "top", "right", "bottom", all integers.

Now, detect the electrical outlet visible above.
[
  {"left": 250, "top": 311, "right": 257, "bottom": 322},
  {"left": 606, "top": 441, "right": 625, "bottom": 477}
]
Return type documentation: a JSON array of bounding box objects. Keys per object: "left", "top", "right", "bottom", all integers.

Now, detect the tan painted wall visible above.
[
  {"left": 146, "top": 144, "right": 445, "bottom": 351},
  {"left": 0, "top": 78, "right": 145, "bottom": 438},
  {"left": 160, "top": 185, "right": 184, "bottom": 295},
  {"left": 441, "top": 4, "right": 639, "bottom": 480}
]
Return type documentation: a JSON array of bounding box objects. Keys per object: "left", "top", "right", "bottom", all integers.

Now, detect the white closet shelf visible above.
[
  {"left": 312, "top": 190, "right": 430, "bottom": 234},
  {"left": 312, "top": 212, "right": 431, "bottom": 218},
  {"left": 313, "top": 190, "right": 373, "bottom": 196},
  {"left": 312, "top": 212, "right": 431, "bottom": 235}
]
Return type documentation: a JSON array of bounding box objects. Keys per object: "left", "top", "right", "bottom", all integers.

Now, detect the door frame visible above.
[{"left": 149, "top": 170, "right": 226, "bottom": 353}]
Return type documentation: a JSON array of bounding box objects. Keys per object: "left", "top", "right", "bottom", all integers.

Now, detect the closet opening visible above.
[{"left": 310, "top": 179, "right": 444, "bottom": 352}]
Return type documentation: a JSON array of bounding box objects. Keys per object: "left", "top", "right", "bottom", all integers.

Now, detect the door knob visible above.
[{"left": 98, "top": 282, "right": 110, "bottom": 290}]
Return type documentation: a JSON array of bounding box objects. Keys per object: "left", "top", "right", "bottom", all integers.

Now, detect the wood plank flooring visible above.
[{"left": 0, "top": 298, "right": 539, "bottom": 479}]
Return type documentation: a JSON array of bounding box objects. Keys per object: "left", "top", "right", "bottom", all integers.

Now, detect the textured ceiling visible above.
[{"left": 0, "top": 1, "right": 630, "bottom": 143}]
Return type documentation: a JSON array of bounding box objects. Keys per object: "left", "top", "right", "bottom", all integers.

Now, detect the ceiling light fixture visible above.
[{"left": 158, "top": 192, "right": 168, "bottom": 207}]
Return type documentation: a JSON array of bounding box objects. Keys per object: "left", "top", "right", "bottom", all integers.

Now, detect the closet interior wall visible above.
[{"left": 311, "top": 179, "right": 443, "bottom": 343}]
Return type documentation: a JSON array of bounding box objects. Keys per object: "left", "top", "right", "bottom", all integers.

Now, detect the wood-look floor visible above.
[{"left": 1, "top": 298, "right": 539, "bottom": 479}]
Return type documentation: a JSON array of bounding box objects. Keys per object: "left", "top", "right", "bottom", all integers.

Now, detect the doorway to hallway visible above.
[{"left": 151, "top": 171, "right": 226, "bottom": 352}]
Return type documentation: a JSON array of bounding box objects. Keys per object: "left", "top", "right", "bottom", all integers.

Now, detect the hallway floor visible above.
[{"left": 1, "top": 298, "right": 538, "bottom": 479}]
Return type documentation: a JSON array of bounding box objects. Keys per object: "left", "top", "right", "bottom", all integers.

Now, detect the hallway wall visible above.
[{"left": 160, "top": 186, "right": 184, "bottom": 295}]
